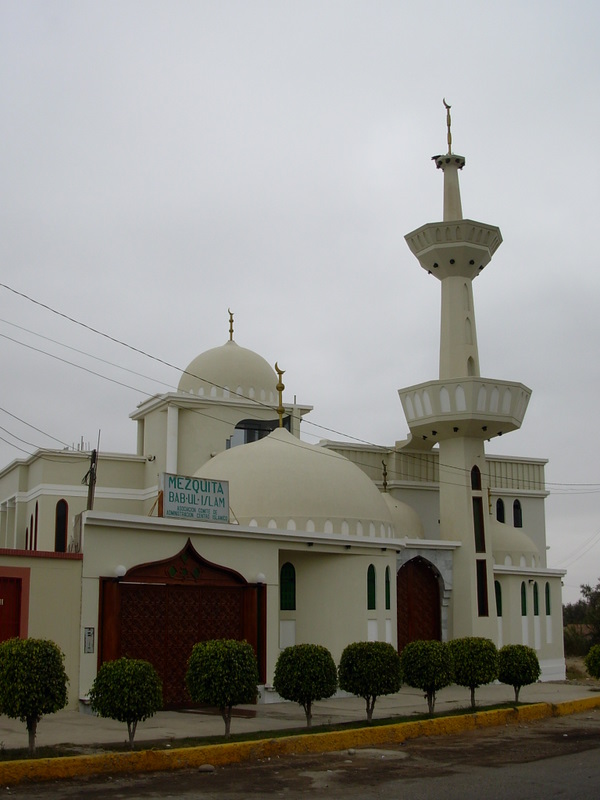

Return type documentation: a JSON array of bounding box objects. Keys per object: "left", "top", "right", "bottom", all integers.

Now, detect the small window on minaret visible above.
[
  {"left": 513, "top": 500, "right": 523, "bottom": 528},
  {"left": 476, "top": 560, "right": 489, "bottom": 616},
  {"left": 471, "top": 466, "right": 481, "bottom": 491},
  {"left": 496, "top": 499, "right": 505, "bottom": 523}
]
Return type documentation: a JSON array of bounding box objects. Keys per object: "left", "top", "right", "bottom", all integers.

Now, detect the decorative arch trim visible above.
[{"left": 119, "top": 538, "right": 249, "bottom": 586}]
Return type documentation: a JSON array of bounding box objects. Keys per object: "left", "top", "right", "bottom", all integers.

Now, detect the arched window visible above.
[
  {"left": 367, "top": 564, "right": 376, "bottom": 610},
  {"left": 513, "top": 499, "right": 523, "bottom": 528},
  {"left": 471, "top": 466, "right": 481, "bottom": 491},
  {"left": 55, "top": 500, "right": 68, "bottom": 553},
  {"left": 545, "top": 582, "right": 551, "bottom": 615},
  {"left": 280, "top": 563, "right": 296, "bottom": 611},
  {"left": 533, "top": 582, "right": 539, "bottom": 616},
  {"left": 521, "top": 581, "right": 527, "bottom": 616},
  {"left": 385, "top": 566, "right": 391, "bottom": 611},
  {"left": 494, "top": 581, "right": 502, "bottom": 617},
  {"left": 496, "top": 498, "right": 505, "bottom": 523}
]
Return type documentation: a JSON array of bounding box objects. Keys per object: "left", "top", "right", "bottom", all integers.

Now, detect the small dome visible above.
[
  {"left": 178, "top": 340, "right": 277, "bottom": 404},
  {"left": 492, "top": 525, "right": 540, "bottom": 567},
  {"left": 382, "top": 494, "right": 424, "bottom": 539},
  {"left": 196, "top": 428, "right": 395, "bottom": 537}
]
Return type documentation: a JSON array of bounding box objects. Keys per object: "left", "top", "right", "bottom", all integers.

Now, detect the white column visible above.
[{"left": 166, "top": 406, "right": 179, "bottom": 474}]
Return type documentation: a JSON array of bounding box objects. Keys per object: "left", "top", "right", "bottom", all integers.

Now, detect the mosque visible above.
[{"left": 0, "top": 114, "right": 566, "bottom": 708}]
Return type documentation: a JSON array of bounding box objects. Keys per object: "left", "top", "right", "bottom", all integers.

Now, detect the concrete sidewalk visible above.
[{"left": 0, "top": 680, "right": 598, "bottom": 751}]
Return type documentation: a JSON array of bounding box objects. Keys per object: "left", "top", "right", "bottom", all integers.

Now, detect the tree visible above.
[
  {"left": 88, "top": 657, "right": 163, "bottom": 749},
  {"left": 338, "top": 641, "right": 402, "bottom": 722},
  {"left": 498, "top": 644, "right": 541, "bottom": 702},
  {"left": 186, "top": 639, "right": 258, "bottom": 737},
  {"left": 400, "top": 640, "right": 453, "bottom": 714},
  {"left": 273, "top": 644, "right": 337, "bottom": 727},
  {"left": 563, "top": 579, "right": 600, "bottom": 648},
  {"left": 448, "top": 637, "right": 498, "bottom": 710},
  {"left": 0, "top": 638, "right": 68, "bottom": 754},
  {"left": 584, "top": 643, "right": 600, "bottom": 679}
]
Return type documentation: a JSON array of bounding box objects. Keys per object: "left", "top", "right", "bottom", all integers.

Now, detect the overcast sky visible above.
[{"left": 1, "top": 1, "right": 599, "bottom": 603}]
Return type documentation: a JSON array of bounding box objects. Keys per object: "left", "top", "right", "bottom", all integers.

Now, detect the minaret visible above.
[{"left": 399, "top": 103, "right": 532, "bottom": 640}]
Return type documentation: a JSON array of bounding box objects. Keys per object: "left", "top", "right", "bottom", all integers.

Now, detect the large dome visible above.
[
  {"left": 196, "top": 427, "right": 395, "bottom": 538},
  {"left": 178, "top": 339, "right": 277, "bottom": 404}
]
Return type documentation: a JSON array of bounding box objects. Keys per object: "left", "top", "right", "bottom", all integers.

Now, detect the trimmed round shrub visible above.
[
  {"left": 0, "top": 638, "right": 69, "bottom": 754},
  {"left": 498, "top": 644, "right": 541, "bottom": 702},
  {"left": 585, "top": 643, "right": 600, "bottom": 679},
  {"left": 448, "top": 637, "right": 498, "bottom": 709},
  {"left": 186, "top": 639, "right": 258, "bottom": 737},
  {"left": 400, "top": 640, "right": 453, "bottom": 714},
  {"left": 273, "top": 644, "right": 337, "bottom": 727},
  {"left": 89, "top": 657, "right": 163, "bottom": 748},
  {"left": 339, "top": 641, "right": 402, "bottom": 722}
]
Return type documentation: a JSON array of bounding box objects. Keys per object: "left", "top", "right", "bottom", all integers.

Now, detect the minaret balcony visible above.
[
  {"left": 398, "top": 377, "right": 531, "bottom": 442},
  {"left": 405, "top": 219, "right": 502, "bottom": 280}
]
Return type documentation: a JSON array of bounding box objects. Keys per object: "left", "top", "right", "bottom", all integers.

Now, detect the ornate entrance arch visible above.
[{"left": 397, "top": 556, "right": 441, "bottom": 650}]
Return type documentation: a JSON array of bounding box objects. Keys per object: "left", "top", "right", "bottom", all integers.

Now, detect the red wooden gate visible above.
[
  {"left": 99, "top": 540, "right": 263, "bottom": 708},
  {"left": 397, "top": 557, "right": 441, "bottom": 651}
]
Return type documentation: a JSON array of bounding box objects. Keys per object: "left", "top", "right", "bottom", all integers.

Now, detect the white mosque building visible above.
[{"left": 0, "top": 115, "right": 566, "bottom": 709}]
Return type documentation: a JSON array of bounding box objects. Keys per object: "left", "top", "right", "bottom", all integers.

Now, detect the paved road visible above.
[{"left": 7, "top": 710, "right": 600, "bottom": 799}]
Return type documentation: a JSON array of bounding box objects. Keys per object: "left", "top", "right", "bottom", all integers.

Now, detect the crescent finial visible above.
[
  {"left": 275, "top": 362, "right": 286, "bottom": 428},
  {"left": 443, "top": 98, "right": 452, "bottom": 155}
]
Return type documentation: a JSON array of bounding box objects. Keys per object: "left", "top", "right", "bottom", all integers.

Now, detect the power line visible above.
[{"left": 2, "top": 282, "right": 600, "bottom": 490}]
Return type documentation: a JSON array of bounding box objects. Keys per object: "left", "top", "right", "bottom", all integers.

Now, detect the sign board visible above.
[{"left": 160, "top": 473, "right": 230, "bottom": 523}]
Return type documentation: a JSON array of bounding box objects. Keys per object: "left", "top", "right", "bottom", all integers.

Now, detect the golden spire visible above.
[
  {"left": 443, "top": 98, "right": 452, "bottom": 155},
  {"left": 275, "top": 362, "right": 285, "bottom": 428},
  {"left": 228, "top": 308, "right": 234, "bottom": 341}
]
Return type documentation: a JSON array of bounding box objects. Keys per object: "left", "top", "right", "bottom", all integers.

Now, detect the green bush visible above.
[
  {"left": 273, "top": 644, "right": 337, "bottom": 727},
  {"left": 400, "top": 640, "right": 453, "bottom": 714},
  {"left": 448, "top": 637, "right": 498, "bottom": 710},
  {"left": 186, "top": 639, "right": 258, "bottom": 737},
  {"left": 89, "top": 657, "right": 163, "bottom": 748},
  {"left": 0, "top": 638, "right": 68, "bottom": 754},
  {"left": 338, "top": 641, "right": 402, "bottom": 722},
  {"left": 498, "top": 644, "right": 541, "bottom": 702},
  {"left": 584, "top": 643, "right": 600, "bottom": 679}
]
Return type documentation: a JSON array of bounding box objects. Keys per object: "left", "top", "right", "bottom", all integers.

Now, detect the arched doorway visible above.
[
  {"left": 397, "top": 557, "right": 441, "bottom": 650},
  {"left": 99, "top": 539, "right": 265, "bottom": 708}
]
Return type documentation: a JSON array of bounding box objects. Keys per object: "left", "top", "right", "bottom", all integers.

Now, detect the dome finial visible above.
[
  {"left": 382, "top": 460, "right": 388, "bottom": 493},
  {"left": 443, "top": 98, "right": 452, "bottom": 155},
  {"left": 274, "top": 362, "right": 285, "bottom": 428},
  {"left": 228, "top": 308, "right": 234, "bottom": 341}
]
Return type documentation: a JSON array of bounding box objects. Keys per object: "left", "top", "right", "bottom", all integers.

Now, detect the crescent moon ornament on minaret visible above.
[
  {"left": 228, "top": 308, "right": 234, "bottom": 341},
  {"left": 275, "top": 362, "right": 286, "bottom": 428},
  {"left": 443, "top": 98, "right": 452, "bottom": 155}
]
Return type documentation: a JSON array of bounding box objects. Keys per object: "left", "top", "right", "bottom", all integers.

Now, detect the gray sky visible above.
[{"left": 1, "top": 1, "right": 599, "bottom": 603}]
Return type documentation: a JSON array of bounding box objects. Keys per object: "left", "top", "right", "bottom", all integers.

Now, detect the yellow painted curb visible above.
[{"left": 2, "top": 696, "right": 600, "bottom": 786}]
